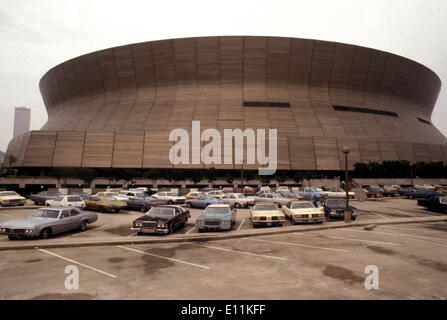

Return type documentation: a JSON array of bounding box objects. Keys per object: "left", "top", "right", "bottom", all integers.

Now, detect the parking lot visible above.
[{"left": 0, "top": 198, "right": 446, "bottom": 299}]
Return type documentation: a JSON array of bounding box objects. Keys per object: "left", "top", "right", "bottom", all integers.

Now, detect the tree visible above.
[
  {"left": 291, "top": 171, "right": 304, "bottom": 184},
  {"left": 190, "top": 170, "right": 204, "bottom": 184},
  {"left": 226, "top": 173, "right": 234, "bottom": 185},
  {"left": 205, "top": 167, "right": 217, "bottom": 184}
]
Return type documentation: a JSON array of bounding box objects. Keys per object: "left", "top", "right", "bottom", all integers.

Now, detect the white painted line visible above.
[
  {"left": 293, "top": 232, "right": 402, "bottom": 246},
  {"left": 394, "top": 209, "right": 416, "bottom": 217},
  {"left": 189, "top": 243, "right": 287, "bottom": 260},
  {"left": 367, "top": 211, "right": 392, "bottom": 219},
  {"left": 65, "top": 224, "right": 109, "bottom": 238},
  {"left": 38, "top": 248, "right": 117, "bottom": 279},
  {"left": 381, "top": 225, "right": 447, "bottom": 237},
  {"left": 0, "top": 213, "right": 12, "bottom": 217},
  {"left": 127, "top": 232, "right": 137, "bottom": 237},
  {"left": 117, "top": 245, "right": 210, "bottom": 270},
  {"left": 244, "top": 237, "right": 349, "bottom": 253},
  {"left": 237, "top": 218, "right": 247, "bottom": 231},
  {"left": 185, "top": 226, "right": 196, "bottom": 235},
  {"left": 339, "top": 228, "right": 447, "bottom": 244}
]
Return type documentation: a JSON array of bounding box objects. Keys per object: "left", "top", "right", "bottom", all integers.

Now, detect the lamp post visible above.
[{"left": 342, "top": 147, "right": 351, "bottom": 223}]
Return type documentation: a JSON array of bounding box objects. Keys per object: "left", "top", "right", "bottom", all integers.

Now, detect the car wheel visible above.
[
  {"left": 187, "top": 202, "right": 192, "bottom": 208},
  {"left": 40, "top": 228, "right": 51, "bottom": 239},
  {"left": 137, "top": 232, "right": 144, "bottom": 236},
  {"left": 46, "top": 203, "right": 50, "bottom": 207},
  {"left": 99, "top": 206, "right": 105, "bottom": 213},
  {"left": 168, "top": 200, "right": 173, "bottom": 205},
  {"left": 140, "top": 206, "right": 147, "bottom": 213},
  {"left": 351, "top": 216, "right": 357, "bottom": 221},
  {"left": 79, "top": 221, "right": 88, "bottom": 231},
  {"left": 168, "top": 224, "right": 174, "bottom": 234},
  {"left": 291, "top": 219, "right": 296, "bottom": 225},
  {"left": 8, "top": 235, "right": 17, "bottom": 241},
  {"left": 234, "top": 203, "right": 241, "bottom": 208}
]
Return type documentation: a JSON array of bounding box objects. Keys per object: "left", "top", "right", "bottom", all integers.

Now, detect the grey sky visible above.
[{"left": 0, "top": 0, "right": 446, "bottom": 152}]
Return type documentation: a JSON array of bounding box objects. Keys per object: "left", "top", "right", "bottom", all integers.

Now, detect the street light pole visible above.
[{"left": 342, "top": 147, "right": 351, "bottom": 223}]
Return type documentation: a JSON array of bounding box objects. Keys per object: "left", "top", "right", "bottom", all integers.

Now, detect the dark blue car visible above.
[{"left": 186, "top": 196, "right": 227, "bottom": 209}]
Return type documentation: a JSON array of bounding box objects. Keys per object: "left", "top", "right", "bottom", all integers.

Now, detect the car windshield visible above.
[
  {"left": 254, "top": 204, "right": 277, "bottom": 211},
  {"left": 104, "top": 197, "right": 117, "bottom": 201},
  {"left": 119, "top": 192, "right": 130, "bottom": 196},
  {"left": 305, "top": 188, "right": 317, "bottom": 192},
  {"left": 234, "top": 194, "right": 245, "bottom": 198},
  {"left": 0, "top": 192, "right": 18, "bottom": 196},
  {"left": 326, "top": 199, "right": 346, "bottom": 207},
  {"left": 166, "top": 193, "right": 177, "bottom": 196},
  {"left": 281, "top": 192, "right": 295, "bottom": 198},
  {"left": 204, "top": 207, "right": 231, "bottom": 214},
  {"left": 54, "top": 197, "right": 64, "bottom": 201},
  {"left": 47, "top": 192, "right": 61, "bottom": 196},
  {"left": 31, "top": 209, "right": 60, "bottom": 219},
  {"left": 148, "top": 207, "right": 175, "bottom": 217},
  {"left": 291, "top": 203, "right": 315, "bottom": 209},
  {"left": 144, "top": 196, "right": 157, "bottom": 200},
  {"left": 68, "top": 197, "right": 82, "bottom": 202}
]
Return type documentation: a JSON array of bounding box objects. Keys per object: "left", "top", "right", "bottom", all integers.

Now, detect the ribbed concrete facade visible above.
[{"left": 5, "top": 36, "right": 447, "bottom": 170}]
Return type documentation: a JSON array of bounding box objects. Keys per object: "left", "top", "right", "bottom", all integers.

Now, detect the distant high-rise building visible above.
[{"left": 13, "top": 107, "right": 30, "bottom": 138}]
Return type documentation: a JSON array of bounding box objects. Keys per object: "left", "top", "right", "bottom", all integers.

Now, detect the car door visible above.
[
  {"left": 53, "top": 210, "right": 72, "bottom": 234},
  {"left": 68, "top": 209, "right": 82, "bottom": 229}
]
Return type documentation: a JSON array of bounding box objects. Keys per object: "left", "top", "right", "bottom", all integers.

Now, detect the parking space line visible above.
[
  {"left": 293, "top": 232, "right": 402, "bottom": 246},
  {"left": 244, "top": 237, "right": 349, "bottom": 253},
  {"left": 65, "top": 224, "right": 109, "bottom": 238},
  {"left": 189, "top": 243, "right": 287, "bottom": 261},
  {"left": 38, "top": 249, "right": 117, "bottom": 279},
  {"left": 393, "top": 209, "right": 416, "bottom": 217},
  {"left": 367, "top": 211, "right": 392, "bottom": 219},
  {"left": 0, "top": 213, "right": 12, "bottom": 217},
  {"left": 127, "top": 232, "right": 137, "bottom": 237},
  {"left": 237, "top": 218, "right": 246, "bottom": 231},
  {"left": 381, "top": 225, "right": 447, "bottom": 237},
  {"left": 185, "top": 227, "right": 196, "bottom": 235},
  {"left": 117, "top": 245, "right": 210, "bottom": 269},
  {"left": 339, "top": 228, "right": 447, "bottom": 244}
]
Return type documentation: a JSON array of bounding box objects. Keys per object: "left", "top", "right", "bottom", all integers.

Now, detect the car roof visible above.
[
  {"left": 255, "top": 202, "right": 276, "bottom": 205},
  {"left": 151, "top": 205, "right": 181, "bottom": 209},
  {"left": 207, "top": 204, "right": 231, "bottom": 207},
  {"left": 288, "top": 200, "right": 313, "bottom": 204}
]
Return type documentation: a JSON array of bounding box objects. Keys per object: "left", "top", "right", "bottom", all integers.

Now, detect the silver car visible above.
[
  {"left": 248, "top": 192, "right": 291, "bottom": 206},
  {"left": 0, "top": 207, "right": 98, "bottom": 240}
]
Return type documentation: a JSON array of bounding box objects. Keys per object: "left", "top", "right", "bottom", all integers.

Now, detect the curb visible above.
[
  {"left": 0, "top": 206, "right": 40, "bottom": 211},
  {"left": 1, "top": 216, "right": 446, "bottom": 251}
]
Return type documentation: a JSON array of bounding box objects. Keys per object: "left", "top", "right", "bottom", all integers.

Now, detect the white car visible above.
[
  {"left": 321, "top": 188, "right": 355, "bottom": 199},
  {"left": 223, "top": 193, "right": 255, "bottom": 208},
  {"left": 94, "top": 192, "right": 129, "bottom": 201},
  {"left": 45, "top": 195, "right": 85, "bottom": 209},
  {"left": 152, "top": 192, "right": 186, "bottom": 204},
  {"left": 276, "top": 186, "right": 289, "bottom": 192},
  {"left": 117, "top": 190, "right": 141, "bottom": 199}
]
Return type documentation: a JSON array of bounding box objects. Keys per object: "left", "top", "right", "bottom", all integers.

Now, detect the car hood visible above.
[
  {"left": 0, "top": 217, "right": 55, "bottom": 228},
  {"left": 289, "top": 208, "right": 323, "bottom": 215},
  {"left": 325, "top": 204, "right": 357, "bottom": 210},
  {"left": 197, "top": 213, "right": 232, "bottom": 221},
  {"left": 0, "top": 195, "right": 25, "bottom": 200},
  {"left": 251, "top": 210, "right": 284, "bottom": 217},
  {"left": 134, "top": 215, "right": 172, "bottom": 223}
]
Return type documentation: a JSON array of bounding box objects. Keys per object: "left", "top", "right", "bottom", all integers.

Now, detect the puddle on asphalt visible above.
[
  {"left": 366, "top": 245, "right": 397, "bottom": 255},
  {"left": 322, "top": 265, "right": 364, "bottom": 285}
]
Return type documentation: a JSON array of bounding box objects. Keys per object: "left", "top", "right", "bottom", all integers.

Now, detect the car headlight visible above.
[
  {"left": 252, "top": 216, "right": 259, "bottom": 221},
  {"left": 220, "top": 220, "right": 231, "bottom": 225},
  {"left": 196, "top": 220, "right": 205, "bottom": 226},
  {"left": 0, "top": 228, "right": 5, "bottom": 232},
  {"left": 157, "top": 223, "right": 167, "bottom": 228},
  {"left": 25, "top": 229, "right": 34, "bottom": 234},
  {"left": 135, "top": 222, "right": 142, "bottom": 227}
]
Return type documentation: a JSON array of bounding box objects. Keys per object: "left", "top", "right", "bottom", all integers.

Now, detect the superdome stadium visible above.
[{"left": 4, "top": 36, "right": 447, "bottom": 171}]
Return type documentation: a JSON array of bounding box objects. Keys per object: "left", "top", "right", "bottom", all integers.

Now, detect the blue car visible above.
[
  {"left": 196, "top": 204, "right": 237, "bottom": 232},
  {"left": 186, "top": 195, "right": 227, "bottom": 209}
]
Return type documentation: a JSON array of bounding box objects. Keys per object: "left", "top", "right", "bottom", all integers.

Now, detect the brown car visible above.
[{"left": 84, "top": 196, "right": 127, "bottom": 213}]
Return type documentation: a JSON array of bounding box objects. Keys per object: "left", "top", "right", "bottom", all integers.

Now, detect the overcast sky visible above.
[{"left": 0, "top": 0, "right": 446, "bottom": 151}]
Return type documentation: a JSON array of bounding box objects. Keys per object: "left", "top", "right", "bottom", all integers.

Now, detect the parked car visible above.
[
  {"left": 222, "top": 193, "right": 255, "bottom": 208},
  {"left": 282, "top": 200, "right": 325, "bottom": 224},
  {"left": 434, "top": 185, "right": 447, "bottom": 195},
  {"left": 30, "top": 191, "right": 62, "bottom": 205},
  {"left": 419, "top": 196, "right": 447, "bottom": 213},
  {"left": 84, "top": 196, "right": 127, "bottom": 213},
  {"left": 201, "top": 187, "right": 214, "bottom": 193},
  {"left": 242, "top": 186, "right": 256, "bottom": 195},
  {"left": 382, "top": 185, "right": 401, "bottom": 197},
  {"left": 276, "top": 186, "right": 289, "bottom": 192},
  {"left": 402, "top": 188, "right": 445, "bottom": 199},
  {"left": 222, "top": 187, "right": 234, "bottom": 193},
  {"left": 186, "top": 195, "right": 227, "bottom": 209},
  {"left": 196, "top": 204, "right": 236, "bottom": 232},
  {"left": 259, "top": 186, "right": 271, "bottom": 192},
  {"left": 250, "top": 202, "right": 285, "bottom": 227},
  {"left": 421, "top": 184, "right": 435, "bottom": 190},
  {"left": 276, "top": 190, "right": 299, "bottom": 200},
  {"left": 152, "top": 192, "right": 186, "bottom": 204},
  {"left": 117, "top": 190, "right": 141, "bottom": 199},
  {"left": 323, "top": 198, "right": 358, "bottom": 221},
  {"left": 94, "top": 191, "right": 129, "bottom": 201},
  {"left": 46, "top": 195, "right": 85, "bottom": 209},
  {"left": 362, "top": 185, "right": 383, "bottom": 198},
  {"left": 206, "top": 190, "right": 226, "bottom": 199},
  {"left": 126, "top": 195, "right": 168, "bottom": 212},
  {"left": 184, "top": 191, "right": 205, "bottom": 200},
  {"left": 132, "top": 205, "right": 190, "bottom": 235},
  {"left": 248, "top": 192, "right": 290, "bottom": 206},
  {"left": 0, "top": 207, "right": 97, "bottom": 240},
  {"left": 294, "top": 187, "right": 322, "bottom": 200},
  {"left": 321, "top": 187, "right": 355, "bottom": 199},
  {"left": 0, "top": 191, "right": 26, "bottom": 207},
  {"left": 68, "top": 192, "right": 91, "bottom": 200}
]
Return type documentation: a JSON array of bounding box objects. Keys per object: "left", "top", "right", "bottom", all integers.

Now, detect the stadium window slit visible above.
[{"left": 332, "top": 105, "right": 399, "bottom": 117}]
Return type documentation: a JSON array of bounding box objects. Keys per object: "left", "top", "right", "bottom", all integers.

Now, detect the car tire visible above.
[
  {"left": 137, "top": 232, "right": 144, "bottom": 236},
  {"left": 140, "top": 206, "right": 147, "bottom": 213},
  {"left": 79, "top": 221, "right": 88, "bottom": 231},
  {"left": 168, "top": 224, "right": 174, "bottom": 234},
  {"left": 187, "top": 202, "right": 192, "bottom": 208},
  {"left": 99, "top": 206, "right": 105, "bottom": 213},
  {"left": 291, "top": 219, "right": 296, "bottom": 225},
  {"left": 168, "top": 200, "right": 173, "bottom": 205},
  {"left": 8, "top": 235, "right": 17, "bottom": 241},
  {"left": 234, "top": 203, "right": 241, "bottom": 208},
  {"left": 351, "top": 216, "right": 357, "bottom": 221},
  {"left": 40, "top": 228, "right": 51, "bottom": 239},
  {"left": 46, "top": 203, "right": 50, "bottom": 207}
]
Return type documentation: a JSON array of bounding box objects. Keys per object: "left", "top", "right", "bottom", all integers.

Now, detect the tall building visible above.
[
  {"left": 13, "top": 107, "right": 31, "bottom": 138},
  {"left": 3, "top": 36, "right": 447, "bottom": 170}
]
